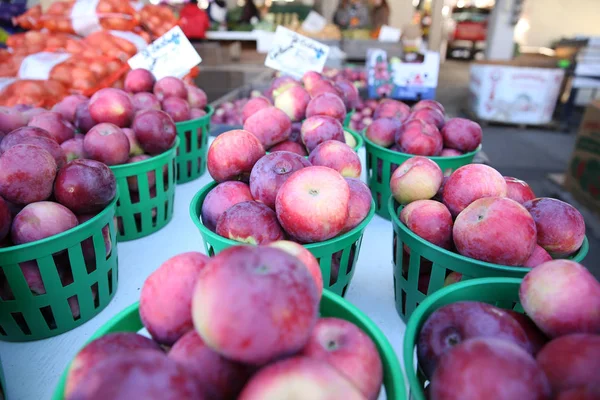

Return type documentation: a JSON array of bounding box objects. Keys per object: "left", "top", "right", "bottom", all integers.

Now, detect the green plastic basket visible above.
[
  {"left": 403, "top": 277, "right": 524, "bottom": 400},
  {"left": 110, "top": 139, "right": 178, "bottom": 242},
  {"left": 344, "top": 110, "right": 355, "bottom": 128},
  {"left": 0, "top": 197, "right": 118, "bottom": 342},
  {"left": 175, "top": 106, "right": 214, "bottom": 184},
  {"left": 364, "top": 133, "right": 480, "bottom": 220},
  {"left": 52, "top": 289, "right": 406, "bottom": 400},
  {"left": 190, "top": 181, "right": 376, "bottom": 297},
  {"left": 388, "top": 197, "right": 589, "bottom": 323}
]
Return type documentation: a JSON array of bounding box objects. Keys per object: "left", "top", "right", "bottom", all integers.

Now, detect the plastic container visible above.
[
  {"left": 174, "top": 107, "right": 214, "bottom": 184},
  {"left": 190, "top": 181, "right": 376, "bottom": 297},
  {"left": 110, "top": 139, "right": 178, "bottom": 242},
  {"left": 344, "top": 128, "right": 364, "bottom": 152},
  {"left": 364, "top": 133, "right": 480, "bottom": 219},
  {"left": 52, "top": 289, "right": 406, "bottom": 400},
  {"left": 0, "top": 197, "right": 118, "bottom": 342},
  {"left": 403, "top": 277, "right": 524, "bottom": 400},
  {"left": 388, "top": 197, "right": 589, "bottom": 323},
  {"left": 344, "top": 110, "right": 355, "bottom": 128}
]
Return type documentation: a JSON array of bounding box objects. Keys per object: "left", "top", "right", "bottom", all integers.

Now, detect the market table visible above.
[{"left": 0, "top": 146, "right": 408, "bottom": 400}]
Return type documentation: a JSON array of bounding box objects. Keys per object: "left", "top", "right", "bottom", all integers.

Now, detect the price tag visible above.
[
  {"left": 265, "top": 26, "right": 330, "bottom": 79},
  {"left": 301, "top": 11, "right": 327, "bottom": 33},
  {"left": 378, "top": 25, "right": 402, "bottom": 43},
  {"left": 128, "top": 26, "right": 202, "bottom": 80}
]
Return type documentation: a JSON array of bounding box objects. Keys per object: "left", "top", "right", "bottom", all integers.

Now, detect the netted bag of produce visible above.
[
  {"left": 0, "top": 78, "right": 68, "bottom": 108},
  {"left": 139, "top": 4, "right": 178, "bottom": 39},
  {"left": 6, "top": 31, "right": 92, "bottom": 57},
  {"left": 14, "top": 0, "right": 140, "bottom": 36},
  {"left": 83, "top": 30, "right": 148, "bottom": 61},
  {"left": 13, "top": 52, "right": 126, "bottom": 95}
]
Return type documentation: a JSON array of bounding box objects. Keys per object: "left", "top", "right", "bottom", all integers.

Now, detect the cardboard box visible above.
[
  {"left": 565, "top": 101, "right": 600, "bottom": 216},
  {"left": 469, "top": 60, "right": 564, "bottom": 125}
]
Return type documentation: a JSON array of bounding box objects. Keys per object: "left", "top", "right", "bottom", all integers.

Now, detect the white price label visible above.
[
  {"left": 127, "top": 26, "right": 201, "bottom": 80},
  {"left": 378, "top": 25, "right": 402, "bottom": 43},
  {"left": 301, "top": 11, "right": 327, "bottom": 33},
  {"left": 71, "top": 0, "right": 101, "bottom": 37},
  {"left": 110, "top": 30, "right": 148, "bottom": 52},
  {"left": 264, "top": 26, "right": 330, "bottom": 79},
  {"left": 18, "top": 52, "right": 72, "bottom": 80}
]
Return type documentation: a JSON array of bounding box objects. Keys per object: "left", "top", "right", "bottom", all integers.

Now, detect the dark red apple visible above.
[
  {"left": 88, "top": 88, "right": 134, "bottom": 128},
  {"left": 132, "top": 109, "right": 177, "bottom": 155}
]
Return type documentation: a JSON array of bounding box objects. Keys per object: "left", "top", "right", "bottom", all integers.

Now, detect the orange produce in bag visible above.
[
  {"left": 140, "top": 4, "right": 179, "bottom": 39},
  {"left": 14, "top": 0, "right": 141, "bottom": 36},
  {"left": 6, "top": 31, "right": 92, "bottom": 57},
  {"left": 10, "top": 52, "right": 127, "bottom": 95},
  {"left": 84, "top": 30, "right": 149, "bottom": 61},
  {"left": 0, "top": 78, "right": 69, "bottom": 108}
]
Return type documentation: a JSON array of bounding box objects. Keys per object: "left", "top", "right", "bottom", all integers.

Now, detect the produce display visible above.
[
  {"left": 61, "top": 246, "right": 385, "bottom": 400},
  {"left": 365, "top": 99, "right": 482, "bottom": 158},
  {"left": 0, "top": 79, "right": 69, "bottom": 108},
  {"left": 413, "top": 261, "right": 600, "bottom": 400}
]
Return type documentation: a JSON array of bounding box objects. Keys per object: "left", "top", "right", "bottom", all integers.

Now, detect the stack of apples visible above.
[
  {"left": 0, "top": 128, "right": 117, "bottom": 319},
  {"left": 366, "top": 99, "right": 483, "bottom": 157},
  {"left": 391, "top": 158, "right": 586, "bottom": 280},
  {"left": 202, "top": 128, "right": 371, "bottom": 284},
  {"left": 416, "top": 259, "right": 600, "bottom": 399},
  {"left": 348, "top": 99, "right": 378, "bottom": 133},
  {"left": 63, "top": 245, "right": 385, "bottom": 400},
  {"left": 241, "top": 71, "right": 358, "bottom": 157}
]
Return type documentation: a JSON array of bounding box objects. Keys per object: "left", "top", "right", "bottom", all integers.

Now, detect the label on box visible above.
[
  {"left": 110, "top": 30, "right": 148, "bottom": 52},
  {"left": 301, "top": 11, "right": 327, "bottom": 33},
  {"left": 0, "top": 78, "right": 16, "bottom": 93},
  {"left": 18, "top": 52, "right": 71, "bottom": 80},
  {"left": 378, "top": 25, "right": 401, "bottom": 43},
  {"left": 265, "top": 26, "right": 330, "bottom": 79},
  {"left": 71, "top": 0, "right": 101, "bottom": 37},
  {"left": 128, "top": 26, "right": 202, "bottom": 80}
]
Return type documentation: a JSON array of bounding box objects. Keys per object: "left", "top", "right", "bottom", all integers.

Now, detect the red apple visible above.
[
  {"left": 268, "top": 140, "right": 308, "bottom": 156},
  {"left": 268, "top": 240, "right": 323, "bottom": 298},
  {"left": 390, "top": 156, "right": 443, "bottom": 204},
  {"left": 276, "top": 166, "right": 350, "bottom": 243},
  {"left": 0, "top": 106, "right": 26, "bottom": 135},
  {"left": 216, "top": 201, "right": 285, "bottom": 245},
  {"left": 373, "top": 99, "right": 410, "bottom": 121},
  {"left": 302, "top": 318, "right": 383, "bottom": 399},
  {"left": 504, "top": 310, "right": 548, "bottom": 356},
  {"left": 153, "top": 76, "right": 187, "bottom": 100},
  {"left": 192, "top": 246, "right": 319, "bottom": 364},
  {"left": 442, "top": 164, "right": 507, "bottom": 217},
  {"left": 83, "top": 123, "right": 130, "bottom": 166},
  {"left": 1, "top": 126, "right": 66, "bottom": 168},
  {"left": 0, "top": 144, "right": 57, "bottom": 205},
  {"left": 306, "top": 93, "right": 346, "bottom": 122},
  {"left": 132, "top": 92, "right": 162, "bottom": 113},
  {"left": 28, "top": 111, "right": 75, "bottom": 144},
  {"left": 365, "top": 117, "right": 401, "bottom": 148},
  {"left": 275, "top": 85, "right": 311, "bottom": 122},
  {"left": 307, "top": 79, "right": 342, "bottom": 99},
  {"left": 519, "top": 260, "right": 600, "bottom": 338},
  {"left": 88, "top": 88, "right": 134, "bottom": 128},
  {"left": 335, "top": 78, "right": 360, "bottom": 110},
  {"left": 308, "top": 140, "right": 361, "bottom": 178},
  {"left": 51, "top": 94, "right": 88, "bottom": 122},
  {"left": 201, "top": 181, "right": 254, "bottom": 232},
  {"left": 140, "top": 252, "right": 210, "bottom": 345},
  {"left": 249, "top": 151, "right": 310, "bottom": 209},
  {"left": 453, "top": 197, "right": 537, "bottom": 265},
  {"left": 238, "top": 356, "right": 365, "bottom": 400},
  {"left": 523, "top": 244, "right": 553, "bottom": 268},
  {"left": 190, "top": 108, "right": 207, "bottom": 120},
  {"left": 301, "top": 116, "right": 345, "bottom": 152},
  {"left": 504, "top": 177, "right": 536, "bottom": 204},
  {"left": 441, "top": 118, "right": 482, "bottom": 152},
  {"left": 122, "top": 128, "right": 144, "bottom": 156},
  {"left": 413, "top": 99, "right": 445, "bottom": 115},
  {"left": 429, "top": 338, "right": 550, "bottom": 400},
  {"left": 242, "top": 96, "right": 271, "bottom": 123},
  {"left": 523, "top": 198, "right": 586, "bottom": 257},
  {"left": 440, "top": 148, "right": 463, "bottom": 157},
  {"left": 61, "top": 136, "right": 86, "bottom": 162},
  {"left": 409, "top": 107, "right": 445, "bottom": 129},
  {"left": 0, "top": 196, "right": 11, "bottom": 242},
  {"left": 243, "top": 106, "right": 292, "bottom": 148},
  {"left": 54, "top": 159, "right": 117, "bottom": 214},
  {"left": 74, "top": 101, "right": 95, "bottom": 134},
  {"left": 207, "top": 129, "right": 265, "bottom": 182},
  {"left": 187, "top": 85, "right": 208, "bottom": 109},
  {"left": 132, "top": 109, "right": 177, "bottom": 155},
  {"left": 397, "top": 119, "right": 443, "bottom": 156},
  {"left": 343, "top": 178, "right": 372, "bottom": 233},
  {"left": 303, "top": 71, "right": 324, "bottom": 93},
  {"left": 11, "top": 201, "right": 78, "bottom": 244},
  {"left": 124, "top": 68, "right": 156, "bottom": 93},
  {"left": 401, "top": 200, "right": 453, "bottom": 249}
]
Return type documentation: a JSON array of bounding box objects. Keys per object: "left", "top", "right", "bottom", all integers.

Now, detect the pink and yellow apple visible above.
[
  {"left": 400, "top": 200, "right": 453, "bottom": 249},
  {"left": 308, "top": 141, "right": 361, "bottom": 178},
  {"left": 207, "top": 130, "right": 265, "bottom": 182},
  {"left": 390, "top": 156, "right": 443, "bottom": 205}
]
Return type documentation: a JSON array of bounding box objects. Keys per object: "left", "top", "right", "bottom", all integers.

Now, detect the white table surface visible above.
[{"left": 0, "top": 146, "right": 408, "bottom": 400}]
